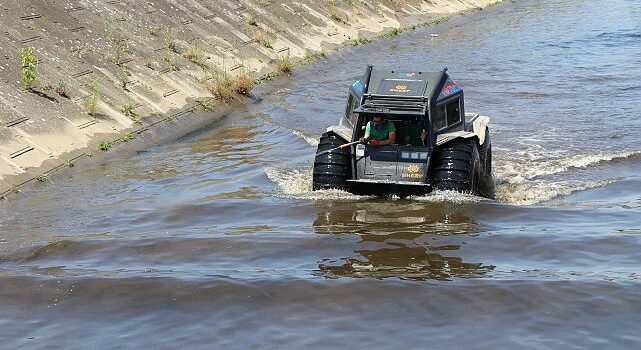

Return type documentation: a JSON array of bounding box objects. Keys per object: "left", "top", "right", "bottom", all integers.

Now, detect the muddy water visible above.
[{"left": 2, "top": 0, "right": 641, "bottom": 348}]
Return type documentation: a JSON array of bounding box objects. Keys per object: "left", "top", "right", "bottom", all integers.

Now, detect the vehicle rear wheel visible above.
[
  {"left": 429, "top": 138, "right": 481, "bottom": 195},
  {"left": 312, "top": 132, "right": 351, "bottom": 191}
]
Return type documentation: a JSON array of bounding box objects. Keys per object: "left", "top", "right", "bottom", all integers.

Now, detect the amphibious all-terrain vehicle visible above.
[{"left": 312, "top": 65, "right": 494, "bottom": 198}]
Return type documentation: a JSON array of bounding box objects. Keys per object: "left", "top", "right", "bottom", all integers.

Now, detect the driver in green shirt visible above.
[{"left": 359, "top": 114, "right": 396, "bottom": 147}]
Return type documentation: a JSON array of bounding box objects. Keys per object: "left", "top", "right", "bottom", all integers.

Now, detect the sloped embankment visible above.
[{"left": 0, "top": 0, "right": 500, "bottom": 196}]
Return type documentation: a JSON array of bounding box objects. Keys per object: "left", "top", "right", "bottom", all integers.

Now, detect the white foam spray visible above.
[
  {"left": 494, "top": 150, "right": 639, "bottom": 205},
  {"left": 291, "top": 130, "right": 319, "bottom": 147}
]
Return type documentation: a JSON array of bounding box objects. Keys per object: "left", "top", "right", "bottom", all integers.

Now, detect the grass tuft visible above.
[
  {"left": 207, "top": 71, "right": 235, "bottom": 102},
  {"left": 35, "top": 173, "right": 48, "bottom": 182},
  {"left": 259, "top": 71, "right": 279, "bottom": 81},
  {"left": 196, "top": 98, "right": 215, "bottom": 111},
  {"left": 302, "top": 51, "right": 326, "bottom": 64},
  {"left": 207, "top": 69, "right": 255, "bottom": 101},
  {"left": 330, "top": 13, "right": 345, "bottom": 24},
  {"left": 231, "top": 72, "right": 254, "bottom": 96},
  {"left": 122, "top": 132, "right": 136, "bottom": 142},
  {"left": 163, "top": 29, "right": 179, "bottom": 53},
  {"left": 121, "top": 103, "right": 142, "bottom": 124},
  {"left": 245, "top": 15, "right": 258, "bottom": 26},
  {"left": 382, "top": 27, "right": 403, "bottom": 38},
  {"left": 351, "top": 37, "right": 371, "bottom": 46},
  {"left": 183, "top": 44, "right": 208, "bottom": 66},
  {"left": 42, "top": 81, "right": 70, "bottom": 98},
  {"left": 277, "top": 54, "right": 294, "bottom": 76},
  {"left": 254, "top": 31, "right": 273, "bottom": 49},
  {"left": 97, "top": 141, "right": 112, "bottom": 151}
]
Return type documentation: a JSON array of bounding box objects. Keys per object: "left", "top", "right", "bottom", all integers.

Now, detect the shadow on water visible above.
[{"left": 312, "top": 199, "right": 495, "bottom": 281}]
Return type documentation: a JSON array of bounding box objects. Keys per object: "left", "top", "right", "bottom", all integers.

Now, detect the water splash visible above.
[
  {"left": 264, "top": 167, "right": 359, "bottom": 200},
  {"left": 496, "top": 150, "right": 640, "bottom": 184},
  {"left": 291, "top": 129, "right": 320, "bottom": 147},
  {"left": 264, "top": 167, "right": 485, "bottom": 203},
  {"left": 412, "top": 190, "right": 483, "bottom": 204},
  {"left": 496, "top": 179, "right": 617, "bottom": 205}
]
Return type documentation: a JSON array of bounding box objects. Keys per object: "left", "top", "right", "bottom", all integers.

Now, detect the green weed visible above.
[
  {"left": 196, "top": 98, "right": 215, "bottom": 111},
  {"left": 35, "top": 173, "right": 48, "bottom": 182},
  {"left": 121, "top": 103, "right": 141, "bottom": 124},
  {"left": 83, "top": 94, "right": 99, "bottom": 116},
  {"left": 106, "top": 20, "right": 131, "bottom": 65},
  {"left": 97, "top": 141, "right": 112, "bottom": 151},
  {"left": 122, "top": 132, "right": 136, "bottom": 141},
  {"left": 302, "top": 51, "right": 326, "bottom": 64},
  {"left": 259, "top": 71, "right": 279, "bottom": 81},
  {"left": 351, "top": 37, "right": 371, "bottom": 46},
  {"left": 382, "top": 27, "right": 403, "bottom": 38},
  {"left": 19, "top": 47, "right": 37, "bottom": 90},
  {"left": 117, "top": 69, "right": 132, "bottom": 90},
  {"left": 82, "top": 79, "right": 102, "bottom": 115},
  {"left": 163, "top": 29, "right": 179, "bottom": 53}
]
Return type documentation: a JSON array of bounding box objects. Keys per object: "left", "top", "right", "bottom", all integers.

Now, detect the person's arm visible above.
[
  {"left": 378, "top": 131, "right": 395, "bottom": 146},
  {"left": 360, "top": 122, "right": 372, "bottom": 143}
]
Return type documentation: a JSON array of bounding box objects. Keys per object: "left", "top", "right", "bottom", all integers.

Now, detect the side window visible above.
[
  {"left": 345, "top": 95, "right": 357, "bottom": 125},
  {"left": 433, "top": 104, "right": 446, "bottom": 131},
  {"left": 446, "top": 98, "right": 461, "bottom": 126}
]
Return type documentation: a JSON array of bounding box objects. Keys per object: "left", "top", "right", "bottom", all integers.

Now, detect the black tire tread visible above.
[
  {"left": 430, "top": 138, "right": 479, "bottom": 194},
  {"left": 312, "top": 132, "right": 351, "bottom": 191}
]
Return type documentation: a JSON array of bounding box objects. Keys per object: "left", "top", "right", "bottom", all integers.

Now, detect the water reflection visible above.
[{"left": 313, "top": 200, "right": 494, "bottom": 281}]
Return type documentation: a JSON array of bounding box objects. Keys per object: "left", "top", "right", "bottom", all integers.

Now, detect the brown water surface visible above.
[{"left": 2, "top": 0, "right": 641, "bottom": 348}]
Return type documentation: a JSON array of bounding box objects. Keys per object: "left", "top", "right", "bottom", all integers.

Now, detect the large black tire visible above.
[
  {"left": 478, "top": 128, "right": 495, "bottom": 198},
  {"left": 312, "top": 132, "right": 351, "bottom": 191},
  {"left": 429, "top": 138, "right": 481, "bottom": 195}
]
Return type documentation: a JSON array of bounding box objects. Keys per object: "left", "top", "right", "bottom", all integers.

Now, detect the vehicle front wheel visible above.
[
  {"left": 312, "top": 132, "right": 351, "bottom": 191},
  {"left": 429, "top": 138, "right": 482, "bottom": 196}
]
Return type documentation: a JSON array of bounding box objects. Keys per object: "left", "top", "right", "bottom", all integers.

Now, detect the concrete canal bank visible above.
[{"left": 0, "top": 0, "right": 502, "bottom": 197}]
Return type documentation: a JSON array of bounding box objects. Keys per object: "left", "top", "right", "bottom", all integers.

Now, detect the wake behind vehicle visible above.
[{"left": 312, "top": 65, "right": 494, "bottom": 198}]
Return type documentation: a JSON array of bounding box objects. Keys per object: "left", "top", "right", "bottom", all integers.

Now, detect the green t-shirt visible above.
[{"left": 365, "top": 120, "right": 396, "bottom": 141}]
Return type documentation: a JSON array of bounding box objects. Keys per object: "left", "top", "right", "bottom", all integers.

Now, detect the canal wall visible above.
[{"left": 0, "top": 0, "right": 502, "bottom": 196}]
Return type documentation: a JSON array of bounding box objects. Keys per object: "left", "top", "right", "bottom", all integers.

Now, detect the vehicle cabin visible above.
[{"left": 341, "top": 68, "right": 465, "bottom": 148}]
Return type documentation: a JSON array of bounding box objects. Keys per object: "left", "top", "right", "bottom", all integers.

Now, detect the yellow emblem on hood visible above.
[
  {"left": 407, "top": 164, "right": 420, "bottom": 173},
  {"left": 390, "top": 84, "right": 410, "bottom": 93}
]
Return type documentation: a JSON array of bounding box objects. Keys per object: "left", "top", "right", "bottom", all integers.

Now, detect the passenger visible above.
[
  {"left": 404, "top": 122, "right": 428, "bottom": 146},
  {"left": 359, "top": 114, "right": 396, "bottom": 147}
]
